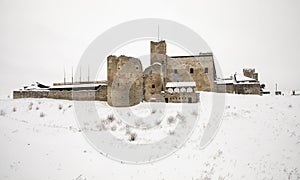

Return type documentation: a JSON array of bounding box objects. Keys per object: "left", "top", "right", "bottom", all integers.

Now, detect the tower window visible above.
[
  {"left": 136, "top": 66, "right": 139, "bottom": 70},
  {"left": 205, "top": 67, "right": 208, "bottom": 73},
  {"left": 190, "top": 68, "right": 194, "bottom": 74},
  {"left": 174, "top": 69, "right": 178, "bottom": 74},
  {"left": 152, "top": 84, "right": 155, "bottom": 88}
]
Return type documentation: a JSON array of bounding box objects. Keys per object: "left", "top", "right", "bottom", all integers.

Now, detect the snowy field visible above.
[{"left": 0, "top": 92, "right": 300, "bottom": 179}]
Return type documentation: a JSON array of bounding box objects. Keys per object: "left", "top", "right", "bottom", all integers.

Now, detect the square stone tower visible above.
[
  {"left": 150, "top": 40, "right": 167, "bottom": 65},
  {"left": 243, "top": 68, "right": 258, "bottom": 81}
]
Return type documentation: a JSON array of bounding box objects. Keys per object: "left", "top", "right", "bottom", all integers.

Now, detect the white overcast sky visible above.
[{"left": 1, "top": 0, "right": 300, "bottom": 97}]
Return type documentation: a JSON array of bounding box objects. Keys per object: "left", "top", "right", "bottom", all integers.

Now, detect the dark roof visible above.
[
  {"left": 37, "top": 82, "right": 50, "bottom": 89},
  {"left": 49, "top": 84, "right": 105, "bottom": 91}
]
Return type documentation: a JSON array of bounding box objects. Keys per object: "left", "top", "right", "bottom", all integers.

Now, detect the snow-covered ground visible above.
[{"left": 0, "top": 92, "right": 300, "bottom": 179}]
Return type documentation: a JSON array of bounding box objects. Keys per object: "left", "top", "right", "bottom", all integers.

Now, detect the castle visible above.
[
  {"left": 13, "top": 40, "right": 262, "bottom": 107},
  {"left": 107, "top": 40, "right": 215, "bottom": 106}
]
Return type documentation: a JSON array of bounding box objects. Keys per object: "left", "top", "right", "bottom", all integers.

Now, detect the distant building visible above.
[
  {"left": 215, "top": 69, "right": 261, "bottom": 95},
  {"left": 13, "top": 82, "right": 107, "bottom": 101}
]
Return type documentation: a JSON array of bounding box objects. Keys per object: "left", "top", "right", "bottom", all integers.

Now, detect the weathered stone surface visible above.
[
  {"left": 13, "top": 86, "right": 107, "bottom": 101},
  {"left": 143, "top": 63, "right": 163, "bottom": 102},
  {"left": 243, "top": 68, "right": 259, "bottom": 81},
  {"left": 150, "top": 40, "right": 167, "bottom": 65},
  {"left": 235, "top": 83, "right": 261, "bottom": 95},
  {"left": 215, "top": 83, "right": 235, "bottom": 94},
  {"left": 107, "top": 55, "right": 143, "bottom": 107},
  {"left": 166, "top": 54, "right": 215, "bottom": 91}
]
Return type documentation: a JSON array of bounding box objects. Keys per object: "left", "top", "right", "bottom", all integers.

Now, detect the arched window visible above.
[{"left": 187, "top": 87, "right": 193, "bottom": 92}]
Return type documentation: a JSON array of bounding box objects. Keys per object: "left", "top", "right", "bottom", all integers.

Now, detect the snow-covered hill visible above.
[{"left": 0, "top": 93, "right": 300, "bottom": 179}]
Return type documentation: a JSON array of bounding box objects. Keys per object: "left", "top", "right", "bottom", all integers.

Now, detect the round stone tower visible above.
[{"left": 107, "top": 55, "right": 143, "bottom": 107}]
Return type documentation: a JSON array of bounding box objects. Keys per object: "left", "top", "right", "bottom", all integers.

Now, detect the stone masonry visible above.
[{"left": 107, "top": 55, "right": 143, "bottom": 107}]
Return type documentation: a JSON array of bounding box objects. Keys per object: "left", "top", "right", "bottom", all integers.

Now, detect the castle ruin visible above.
[{"left": 13, "top": 40, "right": 262, "bottom": 107}]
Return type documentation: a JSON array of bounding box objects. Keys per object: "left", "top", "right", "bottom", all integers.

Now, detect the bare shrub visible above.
[
  {"left": 129, "top": 132, "right": 137, "bottom": 141},
  {"left": 176, "top": 112, "right": 185, "bottom": 121},
  {"left": 28, "top": 102, "right": 33, "bottom": 110},
  {"left": 169, "top": 129, "right": 175, "bottom": 135},
  {"left": 155, "top": 119, "right": 162, "bottom": 125},
  {"left": 110, "top": 125, "right": 117, "bottom": 131},
  {"left": 107, "top": 114, "right": 115, "bottom": 122},
  {"left": 35, "top": 106, "right": 39, "bottom": 110},
  {"left": 58, "top": 104, "right": 63, "bottom": 110},
  {"left": 116, "top": 120, "right": 122, "bottom": 125},
  {"left": 151, "top": 109, "right": 156, "bottom": 114},
  {"left": 167, "top": 116, "right": 175, "bottom": 124},
  {"left": 0, "top": 110, "right": 5, "bottom": 116},
  {"left": 40, "top": 112, "right": 45, "bottom": 118},
  {"left": 68, "top": 105, "right": 72, "bottom": 108},
  {"left": 99, "top": 119, "right": 109, "bottom": 130},
  {"left": 191, "top": 110, "right": 198, "bottom": 116},
  {"left": 12, "top": 107, "right": 17, "bottom": 112},
  {"left": 288, "top": 104, "right": 292, "bottom": 108}
]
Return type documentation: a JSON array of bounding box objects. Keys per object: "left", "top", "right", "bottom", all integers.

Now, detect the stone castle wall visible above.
[
  {"left": 166, "top": 55, "right": 215, "bottom": 91},
  {"left": 13, "top": 91, "right": 50, "bottom": 99},
  {"left": 235, "top": 83, "right": 261, "bottom": 95},
  {"left": 13, "top": 86, "right": 107, "bottom": 101},
  {"left": 215, "top": 83, "right": 235, "bottom": 94},
  {"left": 107, "top": 55, "right": 143, "bottom": 107},
  {"left": 143, "top": 63, "right": 164, "bottom": 102},
  {"left": 215, "top": 83, "right": 260, "bottom": 95}
]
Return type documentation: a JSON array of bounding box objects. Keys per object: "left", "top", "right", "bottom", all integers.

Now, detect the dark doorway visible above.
[
  {"left": 188, "top": 97, "right": 192, "bottom": 103},
  {"left": 165, "top": 98, "right": 169, "bottom": 103},
  {"left": 190, "top": 68, "right": 194, "bottom": 74}
]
